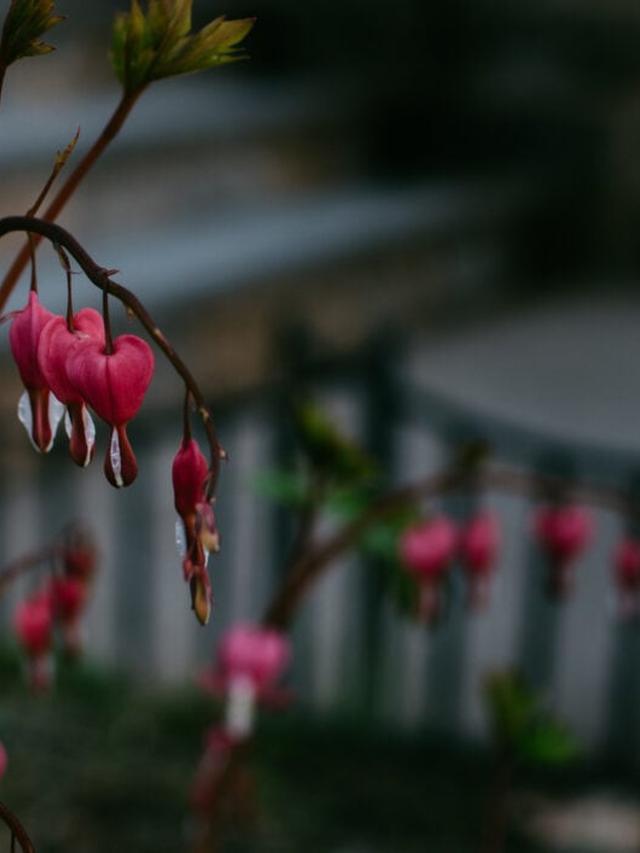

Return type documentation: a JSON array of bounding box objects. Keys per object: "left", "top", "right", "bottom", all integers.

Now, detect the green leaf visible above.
[
  {"left": 518, "top": 722, "right": 580, "bottom": 767},
  {"left": 0, "top": 0, "right": 64, "bottom": 68},
  {"left": 293, "top": 401, "right": 376, "bottom": 485},
  {"left": 110, "top": 0, "right": 255, "bottom": 94},
  {"left": 252, "top": 469, "right": 309, "bottom": 507},
  {"left": 484, "top": 671, "right": 580, "bottom": 767}
]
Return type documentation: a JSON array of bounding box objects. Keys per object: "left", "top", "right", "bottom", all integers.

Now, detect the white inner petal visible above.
[
  {"left": 47, "top": 394, "right": 65, "bottom": 450},
  {"left": 17, "top": 391, "right": 37, "bottom": 451},
  {"left": 64, "top": 410, "right": 72, "bottom": 439},
  {"left": 81, "top": 407, "right": 96, "bottom": 467},
  {"left": 109, "top": 428, "right": 124, "bottom": 487},
  {"left": 224, "top": 675, "right": 256, "bottom": 738},
  {"left": 175, "top": 518, "right": 187, "bottom": 557}
]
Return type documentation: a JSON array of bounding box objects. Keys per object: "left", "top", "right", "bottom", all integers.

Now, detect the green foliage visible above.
[
  {"left": 0, "top": 0, "right": 63, "bottom": 68},
  {"left": 253, "top": 468, "right": 309, "bottom": 508},
  {"left": 110, "top": 0, "right": 255, "bottom": 94},
  {"left": 293, "top": 400, "right": 375, "bottom": 485},
  {"left": 485, "top": 671, "right": 580, "bottom": 767}
]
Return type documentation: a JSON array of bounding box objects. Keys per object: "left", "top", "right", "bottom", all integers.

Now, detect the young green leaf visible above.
[
  {"left": 0, "top": 0, "right": 64, "bottom": 68},
  {"left": 110, "top": 0, "right": 255, "bottom": 95},
  {"left": 293, "top": 400, "right": 376, "bottom": 485}
]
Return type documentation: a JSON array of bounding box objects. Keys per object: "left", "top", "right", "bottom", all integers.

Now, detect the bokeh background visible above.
[{"left": 0, "top": 0, "right": 640, "bottom": 850}]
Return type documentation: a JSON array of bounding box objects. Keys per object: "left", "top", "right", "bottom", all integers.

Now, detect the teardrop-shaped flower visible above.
[
  {"left": 613, "top": 537, "right": 640, "bottom": 619},
  {"left": 399, "top": 516, "right": 457, "bottom": 578},
  {"left": 37, "top": 308, "right": 105, "bottom": 467},
  {"left": 14, "top": 593, "right": 53, "bottom": 658},
  {"left": 217, "top": 625, "right": 291, "bottom": 695},
  {"left": 534, "top": 504, "right": 593, "bottom": 598},
  {"left": 66, "top": 334, "right": 154, "bottom": 487},
  {"left": 460, "top": 512, "right": 500, "bottom": 610},
  {"left": 399, "top": 516, "right": 457, "bottom": 624},
  {"left": 172, "top": 437, "right": 215, "bottom": 625},
  {"left": 0, "top": 741, "right": 7, "bottom": 781},
  {"left": 9, "top": 291, "right": 64, "bottom": 452}
]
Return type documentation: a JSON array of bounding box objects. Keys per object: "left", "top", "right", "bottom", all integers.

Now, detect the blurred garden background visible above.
[{"left": 1, "top": 0, "right": 640, "bottom": 850}]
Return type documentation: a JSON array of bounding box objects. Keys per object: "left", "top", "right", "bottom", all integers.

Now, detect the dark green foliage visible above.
[{"left": 485, "top": 671, "right": 580, "bottom": 767}]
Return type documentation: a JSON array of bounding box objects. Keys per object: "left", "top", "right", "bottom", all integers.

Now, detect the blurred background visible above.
[{"left": 1, "top": 0, "right": 640, "bottom": 850}]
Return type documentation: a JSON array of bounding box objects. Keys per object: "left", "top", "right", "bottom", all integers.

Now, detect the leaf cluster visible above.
[
  {"left": 0, "top": 0, "right": 63, "bottom": 68},
  {"left": 293, "top": 400, "right": 376, "bottom": 485},
  {"left": 111, "top": 0, "right": 255, "bottom": 94},
  {"left": 485, "top": 671, "right": 580, "bottom": 767}
]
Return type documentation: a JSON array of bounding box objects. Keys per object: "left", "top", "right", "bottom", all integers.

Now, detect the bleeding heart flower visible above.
[
  {"left": 37, "top": 308, "right": 105, "bottom": 467},
  {"left": 400, "top": 516, "right": 458, "bottom": 578},
  {"left": 399, "top": 516, "right": 457, "bottom": 623},
  {"left": 0, "top": 741, "right": 7, "bottom": 781},
  {"left": 66, "top": 334, "right": 154, "bottom": 488},
  {"left": 9, "top": 291, "right": 64, "bottom": 452},
  {"left": 14, "top": 592, "right": 54, "bottom": 691},
  {"left": 534, "top": 505, "right": 593, "bottom": 598},
  {"left": 613, "top": 538, "right": 640, "bottom": 619},
  {"left": 216, "top": 625, "right": 291, "bottom": 695},
  {"left": 200, "top": 624, "right": 291, "bottom": 738},
  {"left": 172, "top": 437, "right": 216, "bottom": 625},
  {"left": 51, "top": 576, "right": 86, "bottom": 624},
  {"left": 50, "top": 575, "right": 87, "bottom": 657},
  {"left": 14, "top": 593, "right": 53, "bottom": 658},
  {"left": 459, "top": 512, "right": 500, "bottom": 610},
  {"left": 62, "top": 525, "right": 98, "bottom": 582}
]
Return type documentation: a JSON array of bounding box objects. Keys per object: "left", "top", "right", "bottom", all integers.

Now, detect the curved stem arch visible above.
[{"left": 0, "top": 215, "right": 223, "bottom": 495}]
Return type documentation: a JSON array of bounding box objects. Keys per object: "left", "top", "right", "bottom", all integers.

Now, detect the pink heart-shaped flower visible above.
[
  {"left": 66, "top": 334, "right": 154, "bottom": 487},
  {"left": 38, "top": 308, "right": 105, "bottom": 467},
  {"left": 9, "top": 291, "right": 64, "bottom": 452}
]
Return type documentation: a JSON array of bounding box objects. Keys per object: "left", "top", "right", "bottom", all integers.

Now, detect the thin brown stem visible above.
[
  {"left": 0, "top": 90, "right": 144, "bottom": 312},
  {"left": 0, "top": 216, "right": 224, "bottom": 493},
  {"left": 0, "top": 546, "right": 56, "bottom": 596},
  {"left": 102, "top": 290, "right": 113, "bottom": 355},
  {"left": 183, "top": 388, "right": 192, "bottom": 443},
  {"left": 0, "top": 802, "right": 35, "bottom": 853},
  {"left": 263, "top": 467, "right": 462, "bottom": 629}
]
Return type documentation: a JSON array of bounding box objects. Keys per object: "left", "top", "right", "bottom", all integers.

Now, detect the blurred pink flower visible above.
[
  {"left": 460, "top": 512, "right": 500, "bottom": 610},
  {"left": 0, "top": 741, "right": 7, "bottom": 781},
  {"left": 399, "top": 515, "right": 457, "bottom": 578}
]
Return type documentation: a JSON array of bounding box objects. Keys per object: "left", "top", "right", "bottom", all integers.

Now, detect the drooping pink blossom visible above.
[
  {"left": 399, "top": 516, "right": 457, "bottom": 624},
  {"left": 37, "top": 307, "right": 105, "bottom": 467},
  {"left": 14, "top": 593, "right": 53, "bottom": 658},
  {"left": 62, "top": 525, "right": 98, "bottom": 582},
  {"left": 9, "top": 291, "right": 64, "bottom": 452},
  {"left": 14, "top": 592, "right": 54, "bottom": 690},
  {"left": 172, "top": 437, "right": 217, "bottom": 625},
  {"left": 0, "top": 741, "right": 7, "bottom": 781},
  {"left": 613, "top": 538, "right": 640, "bottom": 619},
  {"left": 217, "top": 625, "right": 291, "bottom": 694},
  {"left": 51, "top": 576, "right": 86, "bottom": 623},
  {"left": 400, "top": 516, "right": 458, "bottom": 578},
  {"left": 534, "top": 504, "right": 593, "bottom": 598},
  {"left": 459, "top": 512, "right": 500, "bottom": 610},
  {"left": 66, "top": 334, "right": 154, "bottom": 487}
]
